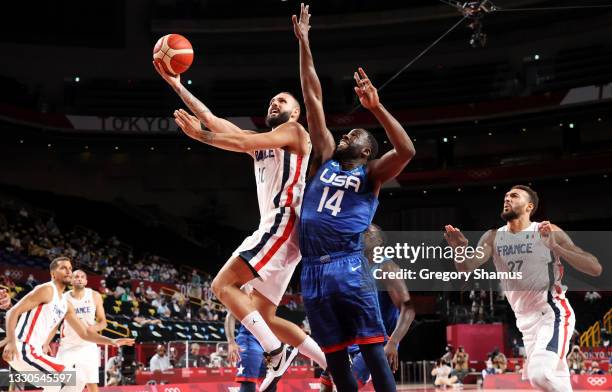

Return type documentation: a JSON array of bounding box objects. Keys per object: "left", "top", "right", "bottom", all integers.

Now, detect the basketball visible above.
[{"left": 153, "top": 34, "right": 194, "bottom": 75}]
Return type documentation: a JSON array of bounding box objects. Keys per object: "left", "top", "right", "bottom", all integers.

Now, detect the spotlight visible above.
[{"left": 75, "top": 77, "right": 80, "bottom": 82}]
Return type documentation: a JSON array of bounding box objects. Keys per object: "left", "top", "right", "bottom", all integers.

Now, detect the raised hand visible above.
[
  {"left": 538, "top": 221, "right": 558, "bottom": 249},
  {"left": 353, "top": 67, "right": 380, "bottom": 110},
  {"left": 444, "top": 225, "right": 469, "bottom": 248},
  {"left": 153, "top": 60, "right": 181, "bottom": 88},
  {"left": 292, "top": 3, "right": 311, "bottom": 42}
]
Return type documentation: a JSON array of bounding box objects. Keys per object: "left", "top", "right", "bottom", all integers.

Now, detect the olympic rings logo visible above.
[{"left": 587, "top": 376, "right": 607, "bottom": 386}]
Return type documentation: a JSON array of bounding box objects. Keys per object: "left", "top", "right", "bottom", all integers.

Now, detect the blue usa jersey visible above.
[{"left": 300, "top": 160, "right": 379, "bottom": 257}]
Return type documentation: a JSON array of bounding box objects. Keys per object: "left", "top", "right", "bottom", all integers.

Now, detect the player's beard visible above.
[
  {"left": 265, "top": 110, "right": 291, "bottom": 128},
  {"left": 332, "top": 143, "right": 362, "bottom": 162},
  {"left": 500, "top": 209, "right": 519, "bottom": 221}
]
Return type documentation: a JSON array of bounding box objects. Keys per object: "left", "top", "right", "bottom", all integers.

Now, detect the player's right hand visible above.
[
  {"left": 0, "top": 289, "right": 11, "bottom": 310},
  {"left": 444, "top": 225, "right": 469, "bottom": 247},
  {"left": 152, "top": 60, "right": 181, "bottom": 88},
  {"left": 227, "top": 341, "right": 241, "bottom": 365},
  {"left": 2, "top": 341, "right": 17, "bottom": 362},
  {"left": 42, "top": 343, "right": 52, "bottom": 355},
  {"left": 112, "top": 338, "right": 135, "bottom": 347},
  {"left": 292, "top": 3, "right": 311, "bottom": 42}
]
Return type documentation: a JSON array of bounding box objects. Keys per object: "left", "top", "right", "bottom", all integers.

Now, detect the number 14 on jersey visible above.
[{"left": 317, "top": 186, "right": 344, "bottom": 216}]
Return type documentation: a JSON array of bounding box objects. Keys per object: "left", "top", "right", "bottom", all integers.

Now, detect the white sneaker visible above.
[{"left": 260, "top": 344, "right": 298, "bottom": 391}]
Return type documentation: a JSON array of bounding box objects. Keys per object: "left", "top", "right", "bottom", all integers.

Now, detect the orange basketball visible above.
[{"left": 153, "top": 34, "right": 194, "bottom": 75}]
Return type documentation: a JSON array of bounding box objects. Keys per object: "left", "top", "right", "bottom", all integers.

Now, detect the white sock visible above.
[
  {"left": 241, "top": 310, "right": 282, "bottom": 353},
  {"left": 297, "top": 335, "right": 327, "bottom": 369}
]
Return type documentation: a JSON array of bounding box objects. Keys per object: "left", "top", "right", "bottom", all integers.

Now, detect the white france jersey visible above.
[
  {"left": 60, "top": 288, "right": 97, "bottom": 348},
  {"left": 492, "top": 222, "right": 565, "bottom": 315},
  {"left": 252, "top": 146, "right": 309, "bottom": 222},
  {"left": 15, "top": 282, "right": 67, "bottom": 348}
]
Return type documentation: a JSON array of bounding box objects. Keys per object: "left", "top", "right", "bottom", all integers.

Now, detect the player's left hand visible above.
[
  {"left": 353, "top": 68, "right": 380, "bottom": 110},
  {"left": 538, "top": 221, "right": 558, "bottom": 249},
  {"left": 153, "top": 60, "right": 181, "bottom": 88},
  {"left": 384, "top": 341, "right": 399, "bottom": 373},
  {"left": 292, "top": 3, "right": 311, "bottom": 42},
  {"left": 112, "top": 338, "right": 135, "bottom": 347},
  {"left": 174, "top": 109, "right": 202, "bottom": 137}
]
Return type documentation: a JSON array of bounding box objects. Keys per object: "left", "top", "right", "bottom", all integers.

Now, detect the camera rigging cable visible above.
[{"left": 351, "top": 1, "right": 612, "bottom": 112}]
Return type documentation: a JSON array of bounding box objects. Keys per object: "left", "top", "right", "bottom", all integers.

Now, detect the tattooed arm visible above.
[
  {"left": 153, "top": 61, "right": 254, "bottom": 135},
  {"left": 174, "top": 110, "right": 306, "bottom": 154}
]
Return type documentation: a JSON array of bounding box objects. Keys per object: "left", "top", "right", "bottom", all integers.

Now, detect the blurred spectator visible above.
[
  {"left": 133, "top": 308, "right": 163, "bottom": 327},
  {"left": 567, "top": 345, "right": 587, "bottom": 374},
  {"left": 587, "top": 361, "right": 604, "bottom": 375},
  {"left": 24, "top": 274, "right": 37, "bottom": 291},
  {"left": 511, "top": 338, "right": 523, "bottom": 357},
  {"left": 601, "top": 329, "right": 610, "bottom": 348},
  {"left": 156, "top": 299, "right": 171, "bottom": 318},
  {"left": 106, "top": 355, "right": 123, "bottom": 385},
  {"left": 99, "top": 279, "right": 110, "bottom": 295},
  {"left": 584, "top": 291, "right": 601, "bottom": 303},
  {"left": 209, "top": 345, "right": 228, "bottom": 368},
  {"left": 431, "top": 359, "right": 458, "bottom": 387},
  {"left": 493, "top": 351, "right": 507, "bottom": 373},
  {"left": 482, "top": 358, "right": 496, "bottom": 379},
  {"left": 178, "top": 343, "right": 207, "bottom": 368},
  {"left": 451, "top": 345, "right": 469, "bottom": 382},
  {"left": 441, "top": 344, "right": 453, "bottom": 364},
  {"left": 0, "top": 271, "right": 16, "bottom": 289},
  {"left": 145, "top": 286, "right": 158, "bottom": 300},
  {"left": 150, "top": 345, "right": 172, "bottom": 371}
]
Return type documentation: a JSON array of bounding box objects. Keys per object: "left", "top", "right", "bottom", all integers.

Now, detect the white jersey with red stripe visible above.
[
  {"left": 232, "top": 146, "right": 310, "bottom": 306},
  {"left": 15, "top": 281, "right": 67, "bottom": 348},
  {"left": 59, "top": 288, "right": 96, "bottom": 349},
  {"left": 252, "top": 147, "right": 309, "bottom": 221},
  {"left": 492, "top": 221, "right": 566, "bottom": 316}
]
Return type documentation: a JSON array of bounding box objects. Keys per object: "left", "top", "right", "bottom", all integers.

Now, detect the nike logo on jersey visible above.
[
  {"left": 351, "top": 265, "right": 362, "bottom": 272},
  {"left": 320, "top": 168, "right": 361, "bottom": 192}
]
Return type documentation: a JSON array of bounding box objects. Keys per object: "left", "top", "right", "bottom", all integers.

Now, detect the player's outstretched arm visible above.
[
  {"left": 354, "top": 68, "right": 415, "bottom": 193},
  {"left": 539, "top": 222, "right": 602, "bottom": 276},
  {"left": 2, "top": 285, "right": 53, "bottom": 361},
  {"left": 153, "top": 61, "right": 254, "bottom": 135},
  {"left": 293, "top": 3, "right": 335, "bottom": 173},
  {"left": 381, "top": 262, "right": 415, "bottom": 372},
  {"left": 175, "top": 110, "right": 306, "bottom": 153},
  {"left": 444, "top": 226, "right": 494, "bottom": 272},
  {"left": 65, "top": 303, "right": 135, "bottom": 347}
]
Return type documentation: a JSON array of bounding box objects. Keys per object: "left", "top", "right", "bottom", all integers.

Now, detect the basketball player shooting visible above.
[
  {"left": 2, "top": 257, "right": 134, "bottom": 392},
  {"left": 444, "top": 185, "right": 602, "bottom": 392},
  {"left": 294, "top": 4, "right": 415, "bottom": 391},
  {"left": 153, "top": 60, "right": 328, "bottom": 388}
]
